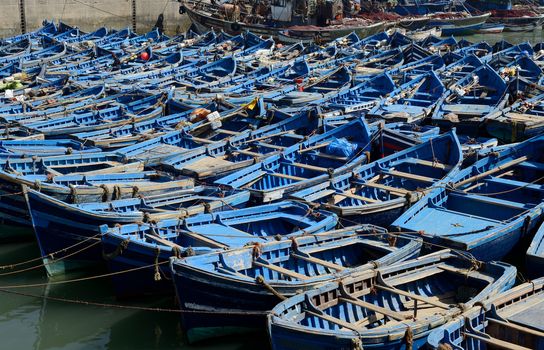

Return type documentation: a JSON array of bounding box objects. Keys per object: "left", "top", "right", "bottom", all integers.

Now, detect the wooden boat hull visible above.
[
  {"left": 290, "top": 131, "right": 463, "bottom": 227},
  {"left": 477, "top": 23, "right": 505, "bottom": 33},
  {"left": 427, "top": 278, "right": 544, "bottom": 349},
  {"left": 101, "top": 202, "right": 337, "bottom": 297},
  {"left": 171, "top": 227, "right": 422, "bottom": 341},
  {"left": 268, "top": 250, "right": 516, "bottom": 350},
  {"left": 215, "top": 117, "right": 373, "bottom": 202},
  {"left": 489, "top": 15, "right": 544, "bottom": 32},
  {"left": 183, "top": 2, "right": 385, "bottom": 42},
  {"left": 0, "top": 168, "right": 193, "bottom": 227},
  {"left": 278, "top": 23, "right": 386, "bottom": 44},
  {"left": 392, "top": 135, "right": 544, "bottom": 261},
  {"left": 25, "top": 187, "right": 249, "bottom": 276},
  {"left": 429, "top": 13, "right": 491, "bottom": 36}
]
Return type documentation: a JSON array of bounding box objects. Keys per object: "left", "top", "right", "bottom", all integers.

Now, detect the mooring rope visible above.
[
  {"left": 0, "top": 287, "right": 268, "bottom": 315},
  {"left": 0, "top": 233, "right": 102, "bottom": 274}
]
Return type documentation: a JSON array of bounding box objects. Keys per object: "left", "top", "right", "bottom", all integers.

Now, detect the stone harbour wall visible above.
[{"left": 0, "top": 0, "right": 191, "bottom": 37}]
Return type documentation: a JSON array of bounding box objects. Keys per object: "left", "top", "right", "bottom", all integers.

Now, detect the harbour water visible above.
[{"left": 0, "top": 29, "right": 541, "bottom": 350}]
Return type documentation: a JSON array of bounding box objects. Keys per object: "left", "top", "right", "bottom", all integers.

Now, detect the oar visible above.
[{"left": 453, "top": 156, "right": 529, "bottom": 189}]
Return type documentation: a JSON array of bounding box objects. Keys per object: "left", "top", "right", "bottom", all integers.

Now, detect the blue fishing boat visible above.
[
  {"left": 391, "top": 135, "right": 544, "bottom": 261},
  {"left": 492, "top": 39, "right": 513, "bottom": 53},
  {"left": 0, "top": 139, "right": 100, "bottom": 158},
  {"left": 457, "top": 135, "right": 499, "bottom": 162},
  {"left": 323, "top": 73, "right": 396, "bottom": 113},
  {"left": 477, "top": 23, "right": 505, "bottom": 33},
  {"left": 419, "top": 35, "right": 457, "bottom": 52},
  {"left": 454, "top": 41, "right": 493, "bottom": 57},
  {"left": 427, "top": 277, "right": 544, "bottom": 350},
  {"left": 0, "top": 85, "right": 106, "bottom": 117},
  {"left": 378, "top": 123, "right": 439, "bottom": 154},
  {"left": 368, "top": 70, "right": 446, "bottom": 123},
  {"left": 115, "top": 100, "right": 286, "bottom": 167},
  {"left": 0, "top": 152, "right": 193, "bottom": 225},
  {"left": 171, "top": 225, "right": 422, "bottom": 342},
  {"left": 290, "top": 131, "right": 462, "bottom": 227},
  {"left": 272, "top": 67, "right": 352, "bottom": 108},
  {"left": 350, "top": 48, "right": 405, "bottom": 76},
  {"left": 68, "top": 99, "right": 224, "bottom": 150},
  {"left": 428, "top": 12, "right": 491, "bottom": 36},
  {"left": 0, "top": 20, "right": 58, "bottom": 45},
  {"left": 160, "top": 108, "right": 321, "bottom": 179},
  {"left": 440, "top": 53, "right": 483, "bottom": 84},
  {"left": 384, "top": 123, "right": 440, "bottom": 143},
  {"left": 492, "top": 52, "right": 543, "bottom": 95},
  {"left": 431, "top": 64, "right": 509, "bottom": 135},
  {"left": 215, "top": 117, "right": 373, "bottom": 202},
  {"left": 24, "top": 186, "right": 249, "bottom": 276},
  {"left": 41, "top": 26, "right": 108, "bottom": 47},
  {"left": 100, "top": 201, "right": 337, "bottom": 297},
  {"left": 24, "top": 93, "right": 167, "bottom": 137},
  {"left": 268, "top": 249, "right": 516, "bottom": 350}
]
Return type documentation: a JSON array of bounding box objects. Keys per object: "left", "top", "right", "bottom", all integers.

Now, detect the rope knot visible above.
[
  {"left": 112, "top": 185, "right": 122, "bottom": 200},
  {"left": 153, "top": 247, "right": 162, "bottom": 282},
  {"left": 290, "top": 237, "right": 298, "bottom": 250},
  {"left": 100, "top": 184, "right": 110, "bottom": 202},
  {"left": 387, "top": 235, "right": 397, "bottom": 247},
  {"left": 143, "top": 212, "right": 151, "bottom": 223},
  {"left": 69, "top": 185, "right": 78, "bottom": 204},
  {"left": 185, "top": 246, "right": 195, "bottom": 257},
  {"left": 252, "top": 243, "right": 262, "bottom": 260}
]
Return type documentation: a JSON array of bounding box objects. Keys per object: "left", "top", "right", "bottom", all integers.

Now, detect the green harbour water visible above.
[
  {"left": 0, "top": 28, "right": 542, "bottom": 349},
  {"left": 0, "top": 228, "right": 268, "bottom": 350}
]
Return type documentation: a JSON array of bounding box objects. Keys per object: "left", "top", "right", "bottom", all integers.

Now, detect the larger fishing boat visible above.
[{"left": 180, "top": 0, "right": 385, "bottom": 42}]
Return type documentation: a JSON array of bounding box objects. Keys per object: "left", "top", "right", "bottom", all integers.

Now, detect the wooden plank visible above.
[
  {"left": 231, "top": 149, "right": 263, "bottom": 158},
  {"left": 304, "top": 309, "right": 362, "bottom": 332},
  {"left": 269, "top": 172, "right": 306, "bottom": 181},
  {"left": 299, "top": 141, "right": 331, "bottom": 153},
  {"left": 291, "top": 252, "right": 345, "bottom": 272},
  {"left": 461, "top": 332, "right": 532, "bottom": 350},
  {"left": 245, "top": 130, "right": 292, "bottom": 143},
  {"left": 487, "top": 317, "right": 544, "bottom": 338},
  {"left": 454, "top": 156, "right": 529, "bottom": 189},
  {"left": 145, "top": 234, "right": 183, "bottom": 250},
  {"left": 463, "top": 170, "right": 513, "bottom": 192},
  {"left": 180, "top": 230, "right": 229, "bottom": 249},
  {"left": 338, "top": 297, "right": 407, "bottom": 321},
  {"left": 189, "top": 136, "right": 216, "bottom": 144},
  {"left": 253, "top": 259, "right": 309, "bottom": 280},
  {"left": 257, "top": 142, "right": 285, "bottom": 150},
  {"left": 387, "top": 170, "right": 436, "bottom": 183},
  {"left": 216, "top": 128, "right": 241, "bottom": 136},
  {"left": 290, "top": 162, "right": 329, "bottom": 173},
  {"left": 413, "top": 159, "right": 450, "bottom": 170},
  {"left": 314, "top": 152, "right": 348, "bottom": 161},
  {"left": 363, "top": 182, "right": 409, "bottom": 196},
  {"left": 336, "top": 191, "right": 379, "bottom": 203},
  {"left": 375, "top": 284, "right": 451, "bottom": 309}
]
